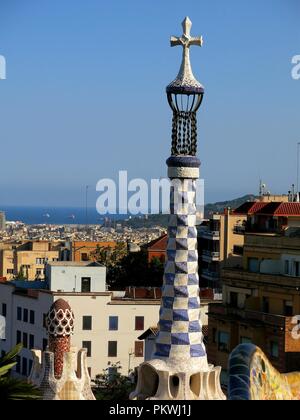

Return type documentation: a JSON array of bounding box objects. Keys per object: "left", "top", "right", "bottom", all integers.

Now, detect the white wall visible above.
[
  {"left": 0, "top": 283, "right": 52, "bottom": 377},
  {"left": 0, "top": 284, "right": 160, "bottom": 379},
  {"left": 46, "top": 264, "right": 106, "bottom": 293}
]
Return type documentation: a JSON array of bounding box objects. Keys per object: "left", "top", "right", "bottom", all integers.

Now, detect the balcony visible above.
[
  {"left": 202, "top": 250, "right": 220, "bottom": 262},
  {"left": 208, "top": 303, "right": 287, "bottom": 328},
  {"left": 221, "top": 267, "right": 300, "bottom": 289},
  {"left": 199, "top": 230, "right": 220, "bottom": 240},
  {"left": 202, "top": 269, "right": 220, "bottom": 281}
]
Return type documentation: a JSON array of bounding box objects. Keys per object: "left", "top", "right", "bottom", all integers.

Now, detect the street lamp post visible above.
[
  {"left": 85, "top": 185, "right": 89, "bottom": 225},
  {"left": 297, "top": 143, "right": 300, "bottom": 198}
]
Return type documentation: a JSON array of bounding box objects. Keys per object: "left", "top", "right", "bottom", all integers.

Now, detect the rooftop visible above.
[
  {"left": 233, "top": 201, "right": 300, "bottom": 217},
  {"left": 46, "top": 261, "right": 104, "bottom": 267}
]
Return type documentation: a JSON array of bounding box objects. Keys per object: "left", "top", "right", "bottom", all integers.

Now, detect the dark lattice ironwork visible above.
[
  {"left": 167, "top": 92, "right": 202, "bottom": 156},
  {"left": 171, "top": 111, "right": 198, "bottom": 155}
]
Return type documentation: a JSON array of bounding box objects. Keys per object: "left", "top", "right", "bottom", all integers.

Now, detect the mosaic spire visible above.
[
  {"left": 131, "top": 18, "right": 225, "bottom": 400},
  {"left": 46, "top": 298, "right": 74, "bottom": 379}
]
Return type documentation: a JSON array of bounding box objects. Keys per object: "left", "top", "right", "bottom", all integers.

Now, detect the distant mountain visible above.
[{"left": 118, "top": 194, "right": 257, "bottom": 228}]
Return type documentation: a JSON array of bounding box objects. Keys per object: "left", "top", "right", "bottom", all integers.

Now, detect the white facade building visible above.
[
  {"left": 0, "top": 281, "right": 160, "bottom": 379},
  {"left": 0, "top": 261, "right": 215, "bottom": 381},
  {"left": 45, "top": 261, "right": 106, "bottom": 293},
  {"left": 0, "top": 261, "right": 160, "bottom": 380}
]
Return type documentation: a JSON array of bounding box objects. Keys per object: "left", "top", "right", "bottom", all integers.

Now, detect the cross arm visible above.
[
  {"left": 170, "top": 36, "right": 183, "bottom": 47},
  {"left": 189, "top": 36, "right": 203, "bottom": 47}
]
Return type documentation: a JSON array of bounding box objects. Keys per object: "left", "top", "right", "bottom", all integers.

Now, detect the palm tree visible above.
[{"left": 0, "top": 343, "right": 41, "bottom": 400}]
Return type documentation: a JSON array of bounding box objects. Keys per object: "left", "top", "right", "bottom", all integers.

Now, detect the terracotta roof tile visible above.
[{"left": 146, "top": 234, "right": 168, "bottom": 251}]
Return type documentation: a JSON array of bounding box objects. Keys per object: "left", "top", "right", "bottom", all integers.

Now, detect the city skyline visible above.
[{"left": 0, "top": 0, "right": 299, "bottom": 207}]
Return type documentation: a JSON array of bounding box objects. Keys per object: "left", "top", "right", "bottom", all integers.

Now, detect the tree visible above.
[
  {"left": 93, "top": 362, "right": 134, "bottom": 400},
  {"left": 148, "top": 256, "right": 164, "bottom": 286},
  {"left": 91, "top": 243, "right": 128, "bottom": 267},
  {"left": 0, "top": 343, "right": 41, "bottom": 400},
  {"left": 15, "top": 266, "right": 26, "bottom": 280},
  {"left": 113, "top": 251, "right": 164, "bottom": 289},
  {"left": 92, "top": 244, "right": 164, "bottom": 289}
]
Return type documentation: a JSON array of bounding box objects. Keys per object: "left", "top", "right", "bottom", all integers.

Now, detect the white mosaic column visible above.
[
  {"left": 130, "top": 17, "right": 225, "bottom": 401},
  {"left": 153, "top": 158, "right": 207, "bottom": 371}
]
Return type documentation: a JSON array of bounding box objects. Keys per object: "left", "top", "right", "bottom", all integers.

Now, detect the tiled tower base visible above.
[
  {"left": 29, "top": 347, "right": 95, "bottom": 400},
  {"left": 130, "top": 157, "right": 225, "bottom": 400}
]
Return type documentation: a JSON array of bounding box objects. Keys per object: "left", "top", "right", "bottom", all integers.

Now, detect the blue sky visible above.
[{"left": 0, "top": 0, "right": 299, "bottom": 207}]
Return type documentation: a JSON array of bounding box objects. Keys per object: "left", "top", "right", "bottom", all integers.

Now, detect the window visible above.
[
  {"left": 29, "top": 310, "right": 35, "bottom": 325},
  {"left": 135, "top": 316, "right": 144, "bottom": 331},
  {"left": 233, "top": 245, "right": 244, "bottom": 256},
  {"left": 108, "top": 341, "right": 117, "bottom": 357},
  {"left": 22, "top": 357, "right": 27, "bottom": 376},
  {"left": 6, "top": 269, "right": 14, "bottom": 274},
  {"left": 212, "top": 328, "right": 217, "bottom": 344},
  {"left": 81, "top": 253, "right": 89, "bottom": 262},
  {"left": 218, "top": 331, "right": 230, "bottom": 353},
  {"left": 134, "top": 341, "right": 144, "bottom": 358},
  {"left": 23, "top": 332, "right": 28, "bottom": 348},
  {"left": 295, "top": 262, "right": 300, "bottom": 277},
  {"left": 28, "top": 359, "right": 33, "bottom": 375},
  {"left": 248, "top": 258, "right": 259, "bottom": 273},
  {"left": 285, "top": 260, "right": 290, "bottom": 275},
  {"left": 16, "top": 356, "right": 21, "bottom": 374},
  {"left": 29, "top": 334, "right": 34, "bottom": 349},
  {"left": 23, "top": 308, "right": 28, "bottom": 323},
  {"left": 270, "top": 341, "right": 279, "bottom": 358},
  {"left": 1, "top": 303, "right": 6, "bottom": 317},
  {"left": 17, "top": 307, "right": 22, "bottom": 321},
  {"left": 43, "top": 313, "right": 47, "bottom": 328},
  {"left": 16, "top": 330, "right": 21, "bottom": 344},
  {"left": 82, "top": 341, "right": 92, "bottom": 357},
  {"left": 284, "top": 300, "right": 293, "bottom": 316},
  {"left": 81, "top": 277, "right": 91, "bottom": 293},
  {"left": 36, "top": 268, "right": 43, "bottom": 276},
  {"left": 82, "top": 316, "right": 92, "bottom": 330},
  {"left": 240, "top": 337, "right": 252, "bottom": 344},
  {"left": 43, "top": 338, "right": 48, "bottom": 351},
  {"left": 109, "top": 316, "right": 118, "bottom": 331},
  {"left": 262, "top": 297, "right": 269, "bottom": 314},
  {"left": 230, "top": 292, "right": 238, "bottom": 308}
]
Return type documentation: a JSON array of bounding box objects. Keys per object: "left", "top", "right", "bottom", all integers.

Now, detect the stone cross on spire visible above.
[{"left": 168, "top": 17, "right": 204, "bottom": 93}]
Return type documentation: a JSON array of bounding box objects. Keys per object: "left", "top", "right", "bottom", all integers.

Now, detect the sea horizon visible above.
[{"left": 0, "top": 205, "right": 131, "bottom": 225}]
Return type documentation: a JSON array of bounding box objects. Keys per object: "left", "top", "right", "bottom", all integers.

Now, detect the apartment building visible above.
[
  {"left": 207, "top": 201, "right": 300, "bottom": 384},
  {"left": 0, "top": 211, "right": 6, "bottom": 231},
  {"left": 0, "top": 241, "right": 63, "bottom": 281},
  {"left": 0, "top": 262, "right": 160, "bottom": 379},
  {"left": 198, "top": 209, "right": 247, "bottom": 290},
  {"left": 71, "top": 240, "right": 116, "bottom": 262}
]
